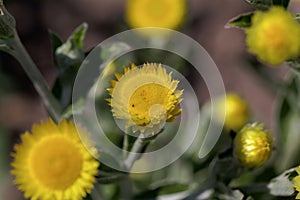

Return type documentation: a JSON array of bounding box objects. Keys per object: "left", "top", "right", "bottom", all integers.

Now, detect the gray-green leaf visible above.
[
  {"left": 267, "top": 168, "right": 295, "bottom": 196},
  {"left": 226, "top": 12, "right": 253, "bottom": 29}
]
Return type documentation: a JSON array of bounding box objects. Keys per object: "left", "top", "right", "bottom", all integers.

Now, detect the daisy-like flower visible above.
[
  {"left": 107, "top": 63, "right": 183, "bottom": 135},
  {"left": 234, "top": 123, "right": 273, "bottom": 168},
  {"left": 293, "top": 166, "right": 300, "bottom": 199},
  {"left": 125, "top": 0, "right": 186, "bottom": 31},
  {"left": 246, "top": 6, "right": 300, "bottom": 66},
  {"left": 11, "top": 119, "right": 99, "bottom": 200},
  {"left": 216, "top": 93, "right": 249, "bottom": 131}
]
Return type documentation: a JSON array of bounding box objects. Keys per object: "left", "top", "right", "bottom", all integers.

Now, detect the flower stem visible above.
[
  {"left": 124, "top": 133, "right": 145, "bottom": 170},
  {"left": 97, "top": 173, "right": 127, "bottom": 184},
  {"left": 7, "top": 32, "right": 62, "bottom": 122}
]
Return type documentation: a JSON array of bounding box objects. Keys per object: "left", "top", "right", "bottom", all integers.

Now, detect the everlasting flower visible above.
[
  {"left": 292, "top": 166, "right": 300, "bottom": 199},
  {"left": 11, "top": 119, "right": 99, "bottom": 200},
  {"left": 246, "top": 6, "right": 300, "bottom": 65},
  {"left": 216, "top": 93, "right": 249, "bottom": 131},
  {"left": 234, "top": 123, "right": 273, "bottom": 168},
  {"left": 125, "top": 0, "right": 186, "bottom": 31},
  {"left": 107, "top": 63, "right": 183, "bottom": 135}
]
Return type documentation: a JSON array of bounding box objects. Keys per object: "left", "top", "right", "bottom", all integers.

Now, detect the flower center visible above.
[
  {"left": 262, "top": 23, "right": 286, "bottom": 49},
  {"left": 29, "top": 136, "right": 83, "bottom": 190},
  {"left": 128, "top": 83, "right": 173, "bottom": 126}
]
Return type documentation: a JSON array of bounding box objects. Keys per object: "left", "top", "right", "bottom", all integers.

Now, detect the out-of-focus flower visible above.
[
  {"left": 11, "top": 119, "right": 99, "bottom": 200},
  {"left": 216, "top": 93, "right": 249, "bottom": 131},
  {"left": 246, "top": 6, "right": 300, "bottom": 65},
  {"left": 125, "top": 0, "right": 186, "bottom": 31},
  {"left": 107, "top": 63, "right": 183, "bottom": 135},
  {"left": 234, "top": 123, "right": 273, "bottom": 168},
  {"left": 292, "top": 166, "right": 300, "bottom": 199}
]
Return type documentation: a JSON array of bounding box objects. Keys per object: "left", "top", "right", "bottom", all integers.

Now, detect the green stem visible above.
[
  {"left": 97, "top": 173, "right": 127, "bottom": 184},
  {"left": 123, "top": 134, "right": 129, "bottom": 158},
  {"left": 124, "top": 133, "right": 145, "bottom": 171},
  {"left": 7, "top": 32, "right": 62, "bottom": 122}
]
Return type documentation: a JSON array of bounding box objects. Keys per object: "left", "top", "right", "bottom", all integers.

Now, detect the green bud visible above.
[{"left": 0, "top": 1, "right": 16, "bottom": 39}]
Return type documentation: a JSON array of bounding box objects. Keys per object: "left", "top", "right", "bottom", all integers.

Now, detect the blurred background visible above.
[{"left": 0, "top": 0, "right": 296, "bottom": 199}]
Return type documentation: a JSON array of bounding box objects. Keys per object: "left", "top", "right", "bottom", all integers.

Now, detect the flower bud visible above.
[
  {"left": 234, "top": 123, "right": 273, "bottom": 168},
  {"left": 292, "top": 166, "right": 300, "bottom": 199},
  {"left": 246, "top": 6, "right": 300, "bottom": 65},
  {"left": 216, "top": 93, "right": 249, "bottom": 131}
]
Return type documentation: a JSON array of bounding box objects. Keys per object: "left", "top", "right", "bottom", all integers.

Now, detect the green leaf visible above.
[
  {"left": 54, "top": 23, "right": 87, "bottom": 71},
  {"left": 158, "top": 183, "right": 189, "bottom": 195},
  {"left": 51, "top": 23, "right": 88, "bottom": 109},
  {"left": 226, "top": 12, "right": 253, "bottom": 29},
  {"left": 49, "top": 31, "right": 63, "bottom": 67},
  {"left": 243, "top": 0, "right": 272, "bottom": 10},
  {"left": 276, "top": 73, "right": 300, "bottom": 171},
  {"left": 272, "top": 0, "right": 290, "bottom": 8},
  {"left": 70, "top": 23, "right": 86, "bottom": 49},
  {"left": 267, "top": 168, "right": 295, "bottom": 196}
]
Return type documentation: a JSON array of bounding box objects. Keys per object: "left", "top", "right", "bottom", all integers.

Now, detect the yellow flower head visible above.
[
  {"left": 234, "top": 123, "right": 273, "bottom": 168},
  {"left": 292, "top": 166, "right": 300, "bottom": 199},
  {"left": 107, "top": 63, "right": 183, "bottom": 135},
  {"left": 216, "top": 93, "right": 249, "bottom": 131},
  {"left": 11, "top": 119, "right": 99, "bottom": 200},
  {"left": 246, "top": 6, "right": 300, "bottom": 65},
  {"left": 125, "top": 0, "right": 186, "bottom": 30}
]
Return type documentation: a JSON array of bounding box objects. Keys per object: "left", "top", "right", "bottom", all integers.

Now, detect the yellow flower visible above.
[
  {"left": 11, "top": 119, "right": 99, "bottom": 200},
  {"left": 216, "top": 93, "right": 249, "bottom": 131},
  {"left": 246, "top": 6, "right": 300, "bottom": 65},
  {"left": 125, "top": 0, "right": 186, "bottom": 30},
  {"left": 234, "top": 123, "right": 273, "bottom": 168},
  {"left": 107, "top": 63, "right": 183, "bottom": 135},
  {"left": 293, "top": 166, "right": 300, "bottom": 199}
]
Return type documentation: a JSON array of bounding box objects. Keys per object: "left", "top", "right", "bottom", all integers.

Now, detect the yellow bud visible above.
[
  {"left": 246, "top": 6, "right": 300, "bottom": 66},
  {"left": 292, "top": 166, "right": 300, "bottom": 199},
  {"left": 125, "top": 0, "right": 186, "bottom": 36},
  {"left": 234, "top": 123, "right": 273, "bottom": 168},
  {"left": 216, "top": 93, "right": 249, "bottom": 131}
]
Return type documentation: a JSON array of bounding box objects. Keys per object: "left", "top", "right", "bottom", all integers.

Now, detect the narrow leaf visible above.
[
  {"left": 276, "top": 72, "right": 300, "bottom": 171},
  {"left": 69, "top": 22, "right": 87, "bottom": 49},
  {"left": 49, "top": 31, "right": 63, "bottom": 66},
  {"left": 226, "top": 12, "right": 253, "bottom": 29},
  {"left": 158, "top": 183, "right": 189, "bottom": 195},
  {"left": 51, "top": 23, "right": 88, "bottom": 109},
  {"left": 267, "top": 168, "right": 295, "bottom": 196}
]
